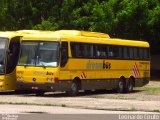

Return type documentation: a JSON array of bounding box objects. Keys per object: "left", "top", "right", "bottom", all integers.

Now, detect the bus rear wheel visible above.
[
  {"left": 67, "top": 81, "right": 79, "bottom": 96},
  {"left": 125, "top": 78, "right": 134, "bottom": 93},
  {"left": 117, "top": 78, "right": 125, "bottom": 93}
]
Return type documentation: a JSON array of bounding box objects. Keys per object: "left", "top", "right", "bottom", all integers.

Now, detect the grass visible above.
[
  {"left": 134, "top": 86, "right": 160, "bottom": 94},
  {"left": 61, "top": 104, "right": 66, "bottom": 107},
  {"left": 152, "top": 109, "right": 160, "bottom": 112},
  {"left": 0, "top": 101, "right": 66, "bottom": 108}
]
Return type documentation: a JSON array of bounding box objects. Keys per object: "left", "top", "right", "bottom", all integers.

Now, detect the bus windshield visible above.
[
  {"left": 0, "top": 38, "right": 8, "bottom": 74},
  {"left": 18, "top": 41, "right": 59, "bottom": 67}
]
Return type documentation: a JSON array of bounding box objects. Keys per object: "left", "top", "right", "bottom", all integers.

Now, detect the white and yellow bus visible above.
[{"left": 16, "top": 30, "right": 150, "bottom": 96}]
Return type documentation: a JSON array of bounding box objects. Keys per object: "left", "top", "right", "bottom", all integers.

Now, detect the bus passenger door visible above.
[
  {"left": 60, "top": 42, "right": 68, "bottom": 67},
  {"left": 59, "top": 42, "right": 70, "bottom": 80},
  {"left": 5, "top": 37, "right": 21, "bottom": 90}
]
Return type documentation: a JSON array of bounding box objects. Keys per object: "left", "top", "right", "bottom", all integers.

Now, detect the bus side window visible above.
[
  {"left": 123, "top": 47, "right": 129, "bottom": 59},
  {"left": 139, "top": 48, "right": 144, "bottom": 59},
  {"left": 95, "top": 44, "right": 107, "bottom": 58},
  {"left": 108, "top": 46, "right": 115, "bottom": 58},
  {"left": 77, "top": 44, "right": 83, "bottom": 57},
  {"left": 144, "top": 48, "right": 149, "bottom": 59},
  {"left": 60, "top": 42, "right": 68, "bottom": 67},
  {"left": 129, "top": 47, "right": 134, "bottom": 59}
]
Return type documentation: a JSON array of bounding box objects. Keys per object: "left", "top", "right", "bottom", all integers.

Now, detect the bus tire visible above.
[
  {"left": 125, "top": 78, "right": 134, "bottom": 93},
  {"left": 67, "top": 80, "right": 79, "bottom": 96},
  {"left": 117, "top": 78, "right": 125, "bottom": 93},
  {"left": 35, "top": 91, "right": 45, "bottom": 96}
]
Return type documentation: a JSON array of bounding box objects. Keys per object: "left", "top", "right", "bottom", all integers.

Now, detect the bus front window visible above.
[
  {"left": 18, "top": 42, "right": 38, "bottom": 66},
  {"left": 0, "top": 38, "right": 8, "bottom": 74},
  {"left": 18, "top": 41, "right": 59, "bottom": 67},
  {"left": 37, "top": 42, "right": 59, "bottom": 67}
]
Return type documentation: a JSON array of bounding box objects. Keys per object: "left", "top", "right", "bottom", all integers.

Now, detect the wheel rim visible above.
[
  {"left": 128, "top": 81, "right": 133, "bottom": 92},
  {"left": 117, "top": 79, "right": 125, "bottom": 93},
  {"left": 71, "top": 82, "right": 78, "bottom": 94},
  {"left": 67, "top": 81, "right": 79, "bottom": 96},
  {"left": 119, "top": 81, "right": 124, "bottom": 90}
]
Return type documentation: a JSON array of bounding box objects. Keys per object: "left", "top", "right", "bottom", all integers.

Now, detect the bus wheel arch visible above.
[
  {"left": 67, "top": 77, "right": 81, "bottom": 96},
  {"left": 117, "top": 76, "right": 126, "bottom": 93}
]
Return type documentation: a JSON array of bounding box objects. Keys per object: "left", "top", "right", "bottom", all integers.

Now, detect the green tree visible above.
[
  {"left": 0, "top": 0, "right": 160, "bottom": 54},
  {"left": 89, "top": 0, "right": 116, "bottom": 34},
  {"left": 113, "top": 0, "right": 149, "bottom": 39},
  {"left": 147, "top": 2, "right": 160, "bottom": 54}
]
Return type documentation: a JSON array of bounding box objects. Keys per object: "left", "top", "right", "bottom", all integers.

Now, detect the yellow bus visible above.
[
  {"left": 16, "top": 30, "right": 150, "bottom": 96},
  {"left": 0, "top": 31, "right": 23, "bottom": 91},
  {"left": 0, "top": 30, "right": 46, "bottom": 91}
]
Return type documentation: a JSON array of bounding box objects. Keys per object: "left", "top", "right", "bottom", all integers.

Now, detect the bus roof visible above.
[
  {"left": 54, "top": 30, "right": 110, "bottom": 38},
  {"left": 0, "top": 31, "right": 21, "bottom": 38},
  {"left": 17, "top": 30, "right": 43, "bottom": 34},
  {"left": 22, "top": 30, "right": 149, "bottom": 48},
  {"left": 0, "top": 30, "right": 54, "bottom": 39},
  {"left": 107, "top": 38, "right": 149, "bottom": 47}
]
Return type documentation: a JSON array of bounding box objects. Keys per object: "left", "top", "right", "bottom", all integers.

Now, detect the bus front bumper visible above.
[{"left": 16, "top": 81, "right": 72, "bottom": 92}]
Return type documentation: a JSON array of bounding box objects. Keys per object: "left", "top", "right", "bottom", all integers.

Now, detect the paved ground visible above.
[
  {"left": 0, "top": 95, "right": 159, "bottom": 112},
  {"left": 0, "top": 104, "right": 160, "bottom": 120},
  {"left": 0, "top": 81, "right": 159, "bottom": 114},
  {"left": 0, "top": 104, "right": 159, "bottom": 120},
  {"left": 0, "top": 104, "right": 157, "bottom": 114}
]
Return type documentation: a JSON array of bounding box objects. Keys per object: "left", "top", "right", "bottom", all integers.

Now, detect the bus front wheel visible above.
[{"left": 67, "top": 81, "right": 79, "bottom": 96}]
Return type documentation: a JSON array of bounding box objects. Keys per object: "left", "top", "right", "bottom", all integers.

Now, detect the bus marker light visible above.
[
  {"left": 54, "top": 77, "right": 59, "bottom": 83},
  {"left": 0, "top": 79, "right": 4, "bottom": 82}
]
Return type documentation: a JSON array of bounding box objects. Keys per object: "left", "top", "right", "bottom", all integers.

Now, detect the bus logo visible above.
[{"left": 133, "top": 63, "right": 140, "bottom": 77}]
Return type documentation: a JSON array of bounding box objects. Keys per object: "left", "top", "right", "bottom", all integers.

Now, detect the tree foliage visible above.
[{"left": 0, "top": 0, "right": 160, "bottom": 54}]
